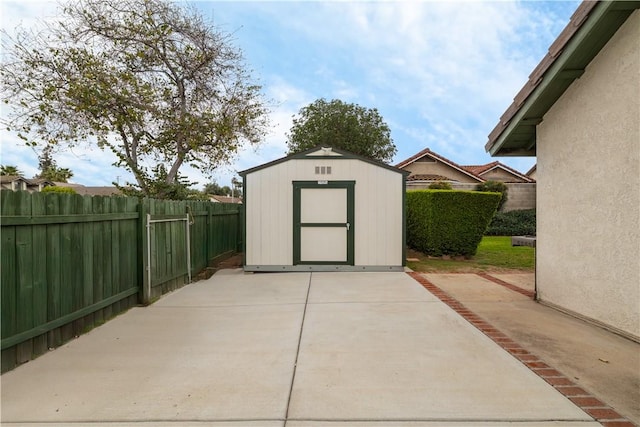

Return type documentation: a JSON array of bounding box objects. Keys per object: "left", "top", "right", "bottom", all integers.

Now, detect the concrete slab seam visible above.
[
  {"left": 284, "top": 272, "right": 313, "bottom": 420},
  {"left": 282, "top": 417, "right": 605, "bottom": 424},
  {"left": 406, "top": 272, "right": 637, "bottom": 427},
  {"left": 476, "top": 272, "right": 536, "bottom": 299}
]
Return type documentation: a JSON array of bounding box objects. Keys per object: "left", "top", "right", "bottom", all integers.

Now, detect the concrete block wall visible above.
[{"left": 502, "top": 183, "right": 536, "bottom": 212}]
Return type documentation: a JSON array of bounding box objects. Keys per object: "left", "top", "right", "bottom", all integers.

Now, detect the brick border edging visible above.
[
  {"left": 476, "top": 272, "right": 536, "bottom": 299},
  {"left": 406, "top": 271, "right": 636, "bottom": 427}
]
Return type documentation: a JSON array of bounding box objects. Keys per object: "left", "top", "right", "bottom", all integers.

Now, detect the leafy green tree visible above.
[
  {"left": 476, "top": 180, "right": 509, "bottom": 211},
  {"left": 35, "top": 145, "right": 74, "bottom": 182},
  {"left": 286, "top": 98, "right": 396, "bottom": 163},
  {"left": 203, "top": 179, "right": 242, "bottom": 197},
  {"left": 39, "top": 167, "right": 74, "bottom": 183},
  {"left": 117, "top": 165, "right": 194, "bottom": 200},
  {"left": 0, "top": 165, "right": 22, "bottom": 176},
  {"left": 1, "top": 0, "right": 269, "bottom": 199}
]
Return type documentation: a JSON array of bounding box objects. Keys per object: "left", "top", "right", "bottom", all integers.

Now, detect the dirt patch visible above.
[
  {"left": 215, "top": 253, "right": 243, "bottom": 269},
  {"left": 192, "top": 253, "right": 243, "bottom": 282}
]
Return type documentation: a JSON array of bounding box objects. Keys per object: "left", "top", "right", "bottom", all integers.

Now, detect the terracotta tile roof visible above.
[
  {"left": 395, "top": 147, "right": 485, "bottom": 182},
  {"left": 462, "top": 162, "right": 535, "bottom": 183},
  {"left": 462, "top": 162, "right": 500, "bottom": 176},
  {"left": 406, "top": 174, "right": 453, "bottom": 182}
]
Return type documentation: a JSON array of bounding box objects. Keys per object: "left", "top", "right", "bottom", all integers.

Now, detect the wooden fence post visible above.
[{"left": 138, "top": 198, "right": 150, "bottom": 305}]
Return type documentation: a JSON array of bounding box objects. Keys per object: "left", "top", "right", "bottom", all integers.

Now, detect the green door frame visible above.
[{"left": 293, "top": 180, "right": 355, "bottom": 265}]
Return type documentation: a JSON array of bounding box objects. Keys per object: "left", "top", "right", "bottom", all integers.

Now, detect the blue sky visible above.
[{"left": 0, "top": 0, "right": 580, "bottom": 189}]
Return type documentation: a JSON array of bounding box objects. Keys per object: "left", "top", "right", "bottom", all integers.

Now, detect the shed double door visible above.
[{"left": 293, "top": 181, "right": 354, "bottom": 265}]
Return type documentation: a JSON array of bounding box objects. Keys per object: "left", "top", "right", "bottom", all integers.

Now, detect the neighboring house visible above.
[
  {"left": 0, "top": 175, "right": 54, "bottom": 193},
  {"left": 526, "top": 164, "right": 537, "bottom": 180},
  {"left": 396, "top": 148, "right": 483, "bottom": 189},
  {"left": 53, "top": 183, "right": 121, "bottom": 196},
  {"left": 463, "top": 161, "right": 534, "bottom": 184},
  {"left": 0, "top": 176, "right": 120, "bottom": 196},
  {"left": 486, "top": 1, "right": 639, "bottom": 341},
  {"left": 1, "top": 175, "right": 30, "bottom": 192},
  {"left": 29, "top": 178, "right": 55, "bottom": 192},
  {"left": 209, "top": 195, "right": 242, "bottom": 204},
  {"left": 395, "top": 148, "right": 536, "bottom": 211}
]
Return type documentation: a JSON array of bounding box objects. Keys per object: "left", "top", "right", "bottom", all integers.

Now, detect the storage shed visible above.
[{"left": 239, "top": 146, "right": 409, "bottom": 271}]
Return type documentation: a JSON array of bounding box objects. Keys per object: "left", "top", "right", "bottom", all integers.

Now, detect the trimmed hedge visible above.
[
  {"left": 41, "top": 186, "right": 77, "bottom": 194},
  {"left": 485, "top": 209, "right": 536, "bottom": 236},
  {"left": 406, "top": 190, "right": 501, "bottom": 257}
]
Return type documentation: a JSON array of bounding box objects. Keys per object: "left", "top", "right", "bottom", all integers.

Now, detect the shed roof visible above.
[
  {"left": 239, "top": 146, "right": 409, "bottom": 176},
  {"left": 486, "top": 0, "right": 640, "bottom": 156}
]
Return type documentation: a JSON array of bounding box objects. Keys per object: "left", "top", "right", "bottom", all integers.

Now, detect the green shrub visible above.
[
  {"left": 42, "top": 186, "right": 76, "bottom": 194},
  {"left": 406, "top": 190, "right": 501, "bottom": 257},
  {"left": 476, "top": 180, "right": 508, "bottom": 211},
  {"left": 428, "top": 181, "right": 452, "bottom": 190},
  {"left": 485, "top": 209, "right": 536, "bottom": 236}
]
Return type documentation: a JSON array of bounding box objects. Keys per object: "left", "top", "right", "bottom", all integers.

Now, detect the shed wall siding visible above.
[
  {"left": 245, "top": 158, "right": 403, "bottom": 266},
  {"left": 536, "top": 10, "right": 640, "bottom": 339}
]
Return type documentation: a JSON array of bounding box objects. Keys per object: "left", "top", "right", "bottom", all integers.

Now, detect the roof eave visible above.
[{"left": 486, "top": 1, "right": 640, "bottom": 157}]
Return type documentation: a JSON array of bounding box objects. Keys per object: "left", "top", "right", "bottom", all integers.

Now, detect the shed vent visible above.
[{"left": 315, "top": 166, "right": 332, "bottom": 175}]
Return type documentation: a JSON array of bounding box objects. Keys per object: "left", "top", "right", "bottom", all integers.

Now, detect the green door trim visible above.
[{"left": 293, "top": 181, "right": 355, "bottom": 265}]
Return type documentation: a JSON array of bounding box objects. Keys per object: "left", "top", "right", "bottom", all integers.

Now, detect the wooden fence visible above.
[{"left": 1, "top": 191, "right": 241, "bottom": 372}]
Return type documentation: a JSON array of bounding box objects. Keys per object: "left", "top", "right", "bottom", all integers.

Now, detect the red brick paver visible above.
[
  {"left": 406, "top": 271, "right": 636, "bottom": 427},
  {"left": 476, "top": 272, "right": 536, "bottom": 298}
]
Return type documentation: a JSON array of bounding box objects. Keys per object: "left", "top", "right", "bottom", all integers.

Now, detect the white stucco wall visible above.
[{"left": 536, "top": 10, "right": 640, "bottom": 340}]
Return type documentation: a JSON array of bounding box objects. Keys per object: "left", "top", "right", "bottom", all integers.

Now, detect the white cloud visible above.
[{"left": 1, "top": 0, "right": 577, "bottom": 188}]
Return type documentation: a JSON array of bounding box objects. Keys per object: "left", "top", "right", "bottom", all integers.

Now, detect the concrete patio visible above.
[{"left": 2, "top": 269, "right": 631, "bottom": 426}]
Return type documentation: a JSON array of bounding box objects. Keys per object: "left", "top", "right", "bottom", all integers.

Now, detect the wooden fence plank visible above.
[
  {"left": 31, "top": 192, "right": 48, "bottom": 356},
  {"left": 1, "top": 191, "right": 19, "bottom": 371},
  {"left": 1, "top": 191, "right": 240, "bottom": 371},
  {"left": 59, "top": 194, "right": 75, "bottom": 342},
  {"left": 101, "top": 197, "right": 113, "bottom": 320},
  {"left": 15, "top": 191, "right": 34, "bottom": 362},
  {"left": 45, "top": 192, "right": 62, "bottom": 348},
  {"left": 71, "top": 194, "right": 85, "bottom": 336},
  {"left": 92, "top": 196, "right": 105, "bottom": 325}
]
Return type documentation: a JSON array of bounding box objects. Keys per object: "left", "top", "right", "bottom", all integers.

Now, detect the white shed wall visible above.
[
  {"left": 536, "top": 10, "right": 640, "bottom": 340},
  {"left": 244, "top": 158, "right": 404, "bottom": 267}
]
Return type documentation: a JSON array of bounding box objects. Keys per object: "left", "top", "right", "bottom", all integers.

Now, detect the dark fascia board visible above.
[
  {"left": 239, "top": 146, "right": 410, "bottom": 177},
  {"left": 486, "top": 1, "right": 640, "bottom": 156}
]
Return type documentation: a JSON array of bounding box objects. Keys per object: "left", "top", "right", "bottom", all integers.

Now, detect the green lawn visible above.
[{"left": 406, "top": 236, "right": 535, "bottom": 273}]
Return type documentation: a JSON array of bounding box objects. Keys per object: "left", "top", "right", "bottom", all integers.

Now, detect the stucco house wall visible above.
[{"left": 536, "top": 10, "right": 639, "bottom": 339}]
